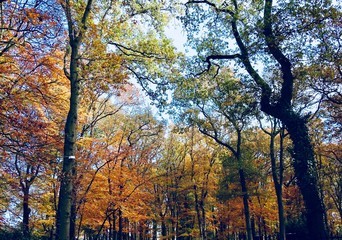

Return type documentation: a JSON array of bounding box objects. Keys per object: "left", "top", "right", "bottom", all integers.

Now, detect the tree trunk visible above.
[
  {"left": 269, "top": 124, "right": 286, "bottom": 240},
  {"left": 114, "top": 212, "right": 118, "bottom": 240},
  {"left": 161, "top": 215, "right": 167, "bottom": 237},
  {"left": 56, "top": 1, "right": 93, "bottom": 239},
  {"left": 170, "top": 205, "right": 176, "bottom": 240},
  {"left": 200, "top": 202, "right": 207, "bottom": 240},
  {"left": 251, "top": 217, "right": 256, "bottom": 240},
  {"left": 225, "top": 0, "right": 330, "bottom": 237},
  {"left": 236, "top": 130, "right": 253, "bottom": 240},
  {"left": 70, "top": 178, "right": 77, "bottom": 240},
  {"left": 238, "top": 168, "right": 253, "bottom": 240},
  {"left": 283, "top": 114, "right": 327, "bottom": 240},
  {"left": 23, "top": 187, "right": 30, "bottom": 238},
  {"left": 275, "top": 183, "right": 285, "bottom": 240},
  {"left": 261, "top": 1, "right": 328, "bottom": 238},
  {"left": 152, "top": 220, "right": 157, "bottom": 240},
  {"left": 56, "top": 43, "right": 79, "bottom": 240},
  {"left": 118, "top": 209, "right": 123, "bottom": 240},
  {"left": 194, "top": 185, "right": 204, "bottom": 240}
]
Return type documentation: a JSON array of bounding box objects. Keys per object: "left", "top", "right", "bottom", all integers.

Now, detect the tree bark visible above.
[
  {"left": 236, "top": 130, "right": 253, "bottom": 240},
  {"left": 152, "top": 220, "right": 157, "bottom": 240},
  {"left": 267, "top": 122, "right": 286, "bottom": 240},
  {"left": 200, "top": 201, "right": 207, "bottom": 240},
  {"left": 69, "top": 193, "right": 77, "bottom": 240},
  {"left": 161, "top": 216, "right": 167, "bottom": 237},
  {"left": 56, "top": 42, "right": 79, "bottom": 240},
  {"left": 118, "top": 208, "right": 123, "bottom": 240},
  {"left": 283, "top": 114, "right": 327, "bottom": 240},
  {"left": 261, "top": 108, "right": 328, "bottom": 240},
  {"left": 194, "top": 185, "right": 204, "bottom": 239},
  {"left": 238, "top": 168, "right": 253, "bottom": 240},
  {"left": 23, "top": 186, "right": 30, "bottom": 237},
  {"left": 56, "top": 1, "right": 93, "bottom": 239}
]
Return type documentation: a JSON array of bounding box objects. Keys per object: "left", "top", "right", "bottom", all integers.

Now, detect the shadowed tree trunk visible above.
[
  {"left": 261, "top": 118, "right": 286, "bottom": 240},
  {"left": 199, "top": 128, "right": 253, "bottom": 240},
  {"left": 22, "top": 186, "right": 30, "bottom": 237},
  {"left": 15, "top": 156, "right": 40, "bottom": 239}
]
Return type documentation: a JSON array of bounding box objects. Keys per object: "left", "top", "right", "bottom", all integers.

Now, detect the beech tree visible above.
[
  {"left": 0, "top": 1, "right": 67, "bottom": 238},
  {"left": 181, "top": 0, "right": 341, "bottom": 239},
  {"left": 57, "top": 1, "right": 177, "bottom": 239},
  {"left": 1, "top": 0, "right": 340, "bottom": 239}
]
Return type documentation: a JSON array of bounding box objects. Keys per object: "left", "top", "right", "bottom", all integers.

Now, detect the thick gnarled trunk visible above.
[{"left": 283, "top": 113, "right": 327, "bottom": 240}]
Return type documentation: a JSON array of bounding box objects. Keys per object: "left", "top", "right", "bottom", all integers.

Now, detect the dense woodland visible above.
[{"left": 0, "top": 0, "right": 341, "bottom": 240}]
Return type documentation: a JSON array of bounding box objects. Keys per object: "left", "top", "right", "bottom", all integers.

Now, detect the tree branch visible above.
[
  {"left": 186, "top": 0, "right": 234, "bottom": 15},
  {"left": 263, "top": 0, "right": 293, "bottom": 107},
  {"left": 108, "top": 41, "right": 167, "bottom": 60}
]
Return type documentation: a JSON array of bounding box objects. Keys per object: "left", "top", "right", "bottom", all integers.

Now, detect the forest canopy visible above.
[{"left": 0, "top": 0, "right": 341, "bottom": 240}]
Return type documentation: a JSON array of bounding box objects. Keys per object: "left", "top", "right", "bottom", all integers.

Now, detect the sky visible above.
[{"left": 165, "top": 17, "right": 188, "bottom": 53}]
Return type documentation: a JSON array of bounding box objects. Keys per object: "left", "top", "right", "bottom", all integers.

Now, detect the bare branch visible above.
[{"left": 108, "top": 41, "right": 167, "bottom": 60}]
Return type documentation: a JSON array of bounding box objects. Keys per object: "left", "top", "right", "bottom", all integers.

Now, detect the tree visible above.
[
  {"left": 72, "top": 107, "right": 164, "bottom": 239},
  {"left": 317, "top": 143, "right": 342, "bottom": 236},
  {"left": 187, "top": 128, "right": 220, "bottom": 240},
  {"left": 154, "top": 130, "right": 189, "bottom": 239},
  {"left": 0, "top": 51, "right": 67, "bottom": 237},
  {"left": 56, "top": 2, "right": 95, "bottom": 239},
  {"left": 0, "top": 0, "right": 63, "bottom": 57},
  {"left": 56, "top": 1, "right": 178, "bottom": 238},
  {"left": 173, "top": 69, "right": 258, "bottom": 240},
  {"left": 259, "top": 117, "right": 287, "bottom": 240},
  {"left": 181, "top": 1, "right": 341, "bottom": 238},
  {"left": 0, "top": 2, "right": 67, "bottom": 237}
]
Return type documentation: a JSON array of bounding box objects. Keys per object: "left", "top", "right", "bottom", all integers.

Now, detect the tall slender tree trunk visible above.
[
  {"left": 161, "top": 216, "right": 167, "bottom": 237},
  {"left": 170, "top": 205, "right": 176, "bottom": 240},
  {"left": 236, "top": 131, "right": 253, "bottom": 240},
  {"left": 262, "top": 109, "right": 328, "bottom": 240},
  {"left": 69, "top": 195, "right": 77, "bottom": 240},
  {"left": 23, "top": 187, "right": 30, "bottom": 238},
  {"left": 238, "top": 168, "right": 253, "bottom": 240},
  {"left": 194, "top": 187, "right": 204, "bottom": 239},
  {"left": 200, "top": 125, "right": 253, "bottom": 239},
  {"left": 200, "top": 202, "right": 207, "bottom": 240},
  {"left": 56, "top": 43, "right": 80, "bottom": 240},
  {"left": 251, "top": 216, "right": 256, "bottom": 240},
  {"left": 114, "top": 211, "right": 118, "bottom": 240},
  {"left": 267, "top": 122, "right": 286, "bottom": 240},
  {"left": 56, "top": 1, "right": 93, "bottom": 239},
  {"left": 118, "top": 209, "right": 123, "bottom": 240},
  {"left": 152, "top": 220, "right": 157, "bottom": 240},
  {"left": 70, "top": 164, "right": 77, "bottom": 240}
]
